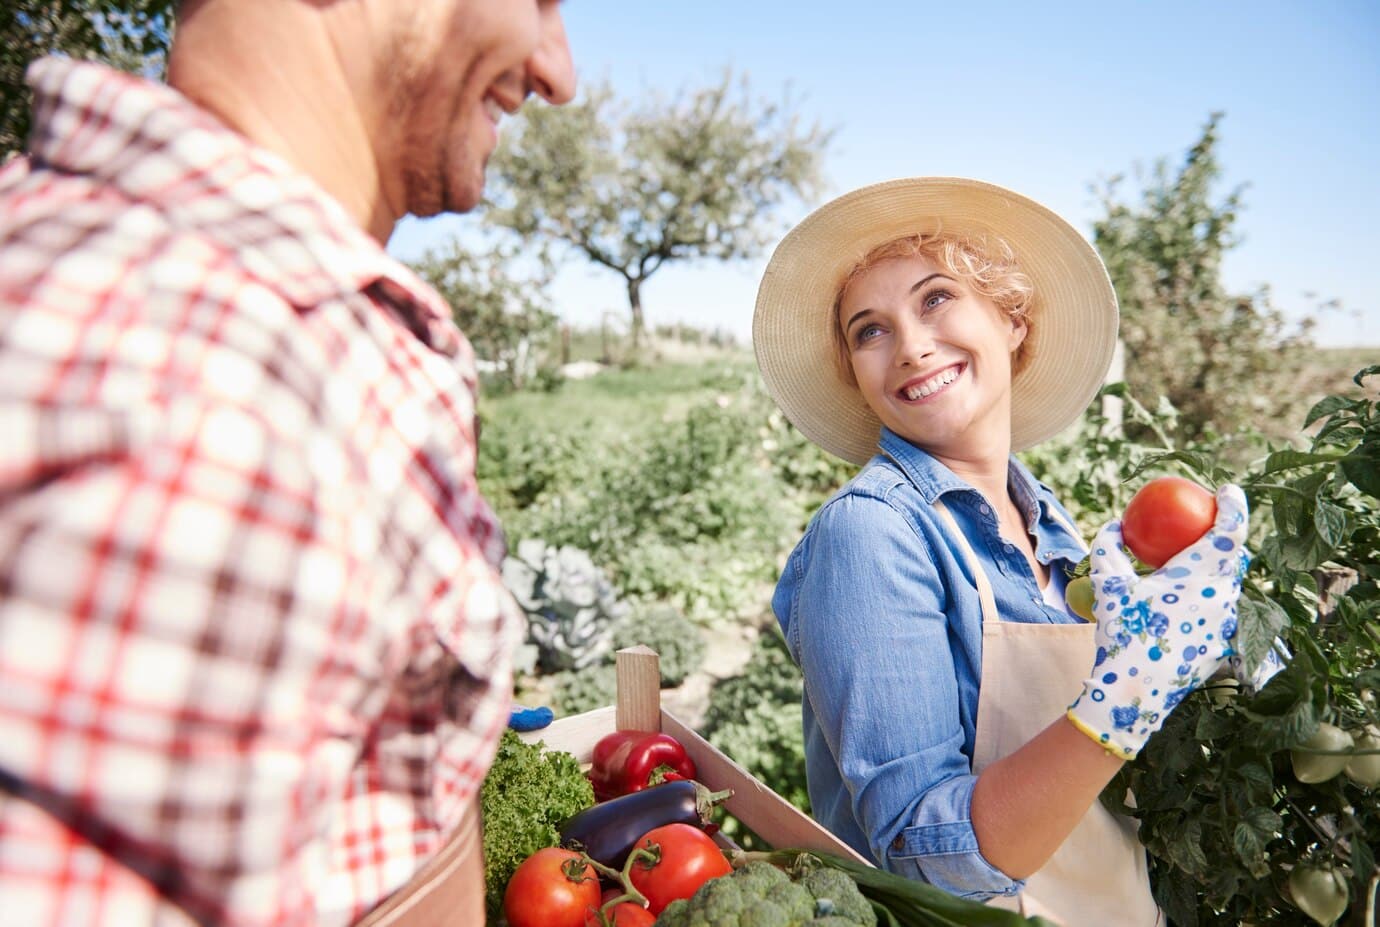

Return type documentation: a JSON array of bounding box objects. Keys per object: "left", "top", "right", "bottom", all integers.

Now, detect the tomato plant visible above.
[
  {"left": 1037, "top": 367, "right": 1380, "bottom": 926},
  {"left": 1121, "top": 475, "right": 1217, "bottom": 568},
  {"left": 626, "top": 823, "right": 732, "bottom": 914},
  {"left": 503, "top": 847, "right": 602, "bottom": 927}
]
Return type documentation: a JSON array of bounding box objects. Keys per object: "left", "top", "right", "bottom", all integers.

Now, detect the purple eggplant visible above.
[{"left": 559, "top": 779, "right": 732, "bottom": 869}]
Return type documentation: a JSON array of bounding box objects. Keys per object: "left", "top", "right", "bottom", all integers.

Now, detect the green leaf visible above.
[
  {"left": 1340, "top": 442, "right": 1380, "bottom": 498},
  {"left": 1243, "top": 806, "right": 1282, "bottom": 834},
  {"left": 1232, "top": 821, "right": 1265, "bottom": 869},
  {"left": 1313, "top": 499, "right": 1350, "bottom": 547},
  {"left": 1353, "top": 364, "right": 1380, "bottom": 388},
  {"left": 1195, "top": 708, "right": 1234, "bottom": 740},
  {"left": 1236, "top": 593, "right": 1290, "bottom": 670},
  {"left": 1304, "top": 395, "right": 1358, "bottom": 429},
  {"left": 1262, "top": 448, "right": 1343, "bottom": 474},
  {"left": 1235, "top": 761, "right": 1273, "bottom": 792}
]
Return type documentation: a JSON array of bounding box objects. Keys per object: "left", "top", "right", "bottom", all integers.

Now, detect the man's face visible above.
[{"left": 378, "top": 0, "right": 575, "bottom": 218}]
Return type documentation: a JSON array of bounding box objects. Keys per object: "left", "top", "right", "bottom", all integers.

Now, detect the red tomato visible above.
[
  {"left": 627, "top": 822, "right": 732, "bottom": 914},
  {"left": 583, "top": 901, "right": 657, "bottom": 927},
  {"left": 503, "top": 847, "right": 602, "bottom": 927},
  {"left": 1121, "top": 476, "right": 1217, "bottom": 568}
]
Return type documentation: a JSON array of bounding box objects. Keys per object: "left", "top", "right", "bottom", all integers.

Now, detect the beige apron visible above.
[
  {"left": 354, "top": 797, "right": 483, "bottom": 927},
  {"left": 933, "top": 500, "right": 1161, "bottom": 927}
]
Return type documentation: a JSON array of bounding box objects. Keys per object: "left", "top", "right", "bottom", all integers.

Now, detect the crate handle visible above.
[{"left": 615, "top": 645, "right": 661, "bottom": 732}]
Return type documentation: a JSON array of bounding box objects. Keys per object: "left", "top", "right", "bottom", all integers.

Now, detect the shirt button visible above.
[
  {"left": 979, "top": 504, "right": 991, "bottom": 515},
  {"left": 892, "top": 836, "right": 905, "bottom": 851}
]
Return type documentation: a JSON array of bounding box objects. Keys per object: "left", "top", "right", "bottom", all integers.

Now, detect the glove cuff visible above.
[{"left": 1065, "top": 696, "right": 1146, "bottom": 760}]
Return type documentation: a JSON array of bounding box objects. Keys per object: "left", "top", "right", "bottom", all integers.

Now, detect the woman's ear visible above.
[{"left": 1008, "top": 315, "right": 1029, "bottom": 353}]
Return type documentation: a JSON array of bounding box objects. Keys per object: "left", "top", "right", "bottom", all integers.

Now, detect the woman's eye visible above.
[
  {"left": 854, "top": 323, "right": 883, "bottom": 345},
  {"left": 923, "top": 289, "right": 955, "bottom": 310}
]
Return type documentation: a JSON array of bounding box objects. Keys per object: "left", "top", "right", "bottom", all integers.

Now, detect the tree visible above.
[
  {"left": 2, "top": 0, "right": 174, "bottom": 159},
  {"left": 411, "top": 241, "right": 563, "bottom": 393},
  {"left": 1092, "top": 114, "right": 1314, "bottom": 445},
  {"left": 483, "top": 71, "right": 832, "bottom": 348}
]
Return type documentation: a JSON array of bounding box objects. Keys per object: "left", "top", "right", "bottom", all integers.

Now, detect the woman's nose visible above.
[{"left": 893, "top": 321, "right": 935, "bottom": 368}]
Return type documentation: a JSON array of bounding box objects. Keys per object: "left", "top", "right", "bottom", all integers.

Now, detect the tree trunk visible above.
[{"left": 627, "top": 277, "right": 645, "bottom": 350}]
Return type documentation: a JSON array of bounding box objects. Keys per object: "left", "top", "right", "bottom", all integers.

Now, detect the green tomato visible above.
[
  {"left": 1064, "top": 576, "right": 1095, "bottom": 622},
  {"left": 1288, "top": 865, "right": 1349, "bottom": 927},
  {"left": 1291, "top": 723, "right": 1353, "bottom": 784},
  {"left": 1344, "top": 731, "right": 1380, "bottom": 788}
]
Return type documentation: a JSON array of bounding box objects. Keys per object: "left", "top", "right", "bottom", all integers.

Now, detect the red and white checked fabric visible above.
[{"left": 0, "top": 59, "right": 523, "bottom": 926}]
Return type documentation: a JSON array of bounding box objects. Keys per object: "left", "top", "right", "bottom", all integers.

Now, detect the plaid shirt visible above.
[{"left": 0, "top": 59, "right": 522, "bottom": 926}]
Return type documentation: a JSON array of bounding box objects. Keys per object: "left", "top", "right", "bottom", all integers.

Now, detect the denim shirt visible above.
[{"left": 772, "top": 428, "right": 1088, "bottom": 900}]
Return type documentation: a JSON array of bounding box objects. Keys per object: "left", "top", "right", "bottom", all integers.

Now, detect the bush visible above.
[{"left": 702, "top": 628, "right": 809, "bottom": 848}]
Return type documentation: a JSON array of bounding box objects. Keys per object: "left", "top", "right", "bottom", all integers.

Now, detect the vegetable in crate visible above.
[
  {"left": 627, "top": 822, "right": 733, "bottom": 915},
  {"left": 653, "top": 858, "right": 875, "bottom": 927},
  {"left": 590, "top": 730, "right": 698, "bottom": 800},
  {"left": 503, "top": 847, "right": 601, "bottom": 927},
  {"left": 561, "top": 779, "right": 733, "bottom": 869},
  {"left": 717, "top": 850, "right": 1056, "bottom": 927},
  {"left": 481, "top": 729, "right": 596, "bottom": 922}
]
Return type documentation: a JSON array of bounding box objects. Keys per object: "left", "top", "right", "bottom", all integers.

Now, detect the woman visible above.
[{"left": 753, "top": 178, "right": 1252, "bottom": 925}]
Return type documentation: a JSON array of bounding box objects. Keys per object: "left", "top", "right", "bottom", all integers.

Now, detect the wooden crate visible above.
[{"left": 517, "top": 645, "right": 870, "bottom": 865}]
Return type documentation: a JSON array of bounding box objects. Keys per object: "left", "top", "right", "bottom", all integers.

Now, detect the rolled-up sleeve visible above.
[{"left": 786, "top": 491, "right": 1022, "bottom": 900}]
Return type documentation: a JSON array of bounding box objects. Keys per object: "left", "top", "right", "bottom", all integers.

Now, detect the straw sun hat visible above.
[{"left": 753, "top": 177, "right": 1118, "bottom": 466}]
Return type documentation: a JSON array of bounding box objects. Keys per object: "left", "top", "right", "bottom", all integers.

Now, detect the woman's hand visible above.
[{"left": 1066, "top": 484, "right": 1250, "bottom": 758}]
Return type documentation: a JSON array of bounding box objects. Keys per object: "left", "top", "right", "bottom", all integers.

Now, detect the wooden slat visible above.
[
  {"left": 659, "top": 710, "right": 871, "bottom": 864},
  {"left": 615, "top": 646, "right": 661, "bottom": 732}
]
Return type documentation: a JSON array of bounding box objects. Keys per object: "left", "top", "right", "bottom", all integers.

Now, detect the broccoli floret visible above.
[
  {"left": 800, "top": 868, "right": 876, "bottom": 926},
  {"left": 764, "top": 880, "right": 815, "bottom": 922},
  {"left": 655, "top": 898, "right": 690, "bottom": 927},
  {"left": 733, "top": 860, "right": 791, "bottom": 897},
  {"left": 650, "top": 857, "right": 874, "bottom": 927},
  {"left": 695, "top": 875, "right": 745, "bottom": 924},
  {"left": 738, "top": 899, "right": 787, "bottom": 927}
]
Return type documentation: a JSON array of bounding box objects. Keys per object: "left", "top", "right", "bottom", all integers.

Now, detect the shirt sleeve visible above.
[
  {"left": 0, "top": 395, "right": 378, "bottom": 926},
  {"left": 786, "top": 491, "right": 1023, "bottom": 900}
]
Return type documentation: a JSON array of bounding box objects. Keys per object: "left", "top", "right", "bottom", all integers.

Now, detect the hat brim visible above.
[{"left": 753, "top": 177, "right": 1118, "bottom": 466}]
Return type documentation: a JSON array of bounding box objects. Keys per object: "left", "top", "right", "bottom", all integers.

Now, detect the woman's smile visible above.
[{"left": 896, "top": 362, "right": 966, "bottom": 403}]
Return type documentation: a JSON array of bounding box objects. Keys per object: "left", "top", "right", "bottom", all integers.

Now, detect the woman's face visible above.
[{"left": 838, "top": 252, "right": 1028, "bottom": 460}]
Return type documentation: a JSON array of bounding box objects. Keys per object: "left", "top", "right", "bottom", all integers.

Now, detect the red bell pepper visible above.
[{"left": 588, "top": 730, "right": 697, "bottom": 801}]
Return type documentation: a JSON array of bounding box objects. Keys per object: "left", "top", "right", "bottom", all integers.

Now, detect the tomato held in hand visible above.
[
  {"left": 627, "top": 822, "right": 732, "bottom": 914},
  {"left": 503, "top": 847, "right": 602, "bottom": 927},
  {"left": 1121, "top": 476, "right": 1217, "bottom": 568},
  {"left": 1064, "top": 575, "right": 1096, "bottom": 621}
]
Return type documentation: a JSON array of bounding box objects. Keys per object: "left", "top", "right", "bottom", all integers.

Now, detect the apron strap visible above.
[{"left": 931, "top": 499, "right": 999, "bottom": 627}]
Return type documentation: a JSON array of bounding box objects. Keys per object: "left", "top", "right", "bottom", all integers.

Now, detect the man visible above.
[{"left": 0, "top": 0, "right": 575, "bottom": 923}]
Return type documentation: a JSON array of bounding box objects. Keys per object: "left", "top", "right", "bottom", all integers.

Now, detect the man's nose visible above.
[{"left": 527, "top": 6, "right": 576, "bottom": 105}]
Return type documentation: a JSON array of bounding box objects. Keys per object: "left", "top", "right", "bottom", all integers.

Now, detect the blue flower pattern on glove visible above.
[{"left": 1067, "top": 485, "right": 1255, "bottom": 758}]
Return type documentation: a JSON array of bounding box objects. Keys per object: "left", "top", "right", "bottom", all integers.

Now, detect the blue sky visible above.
[{"left": 387, "top": 0, "right": 1379, "bottom": 348}]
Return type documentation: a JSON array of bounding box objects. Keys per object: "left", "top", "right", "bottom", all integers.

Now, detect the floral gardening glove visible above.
[{"left": 1067, "top": 484, "right": 1251, "bottom": 759}]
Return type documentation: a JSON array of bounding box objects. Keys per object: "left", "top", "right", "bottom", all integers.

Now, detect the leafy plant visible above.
[
  {"left": 701, "top": 628, "right": 810, "bottom": 849},
  {"left": 613, "top": 604, "right": 706, "bottom": 689},
  {"left": 1088, "top": 367, "right": 1380, "bottom": 926},
  {"left": 502, "top": 539, "right": 628, "bottom": 674},
  {"left": 539, "top": 605, "right": 705, "bottom": 717}
]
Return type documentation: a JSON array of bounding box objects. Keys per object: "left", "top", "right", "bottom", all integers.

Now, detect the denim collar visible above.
[{"left": 875, "top": 428, "right": 1087, "bottom": 561}]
